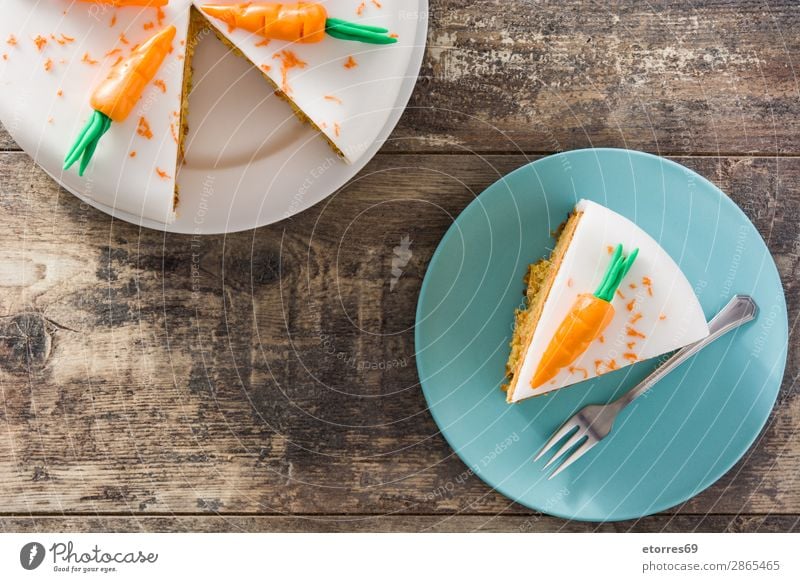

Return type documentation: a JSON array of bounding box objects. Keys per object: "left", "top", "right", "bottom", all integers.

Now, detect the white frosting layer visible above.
[
  {"left": 196, "top": 0, "right": 420, "bottom": 164},
  {"left": 509, "top": 199, "right": 709, "bottom": 403},
  {"left": 0, "top": 1, "right": 192, "bottom": 223}
]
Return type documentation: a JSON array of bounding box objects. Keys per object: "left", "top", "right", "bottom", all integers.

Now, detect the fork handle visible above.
[{"left": 614, "top": 295, "right": 758, "bottom": 409}]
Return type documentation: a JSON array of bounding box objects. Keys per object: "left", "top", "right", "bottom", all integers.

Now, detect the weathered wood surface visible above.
[
  {"left": 2, "top": 515, "right": 798, "bottom": 533},
  {"left": 0, "top": 151, "right": 798, "bottom": 531},
  {"left": 2, "top": 1, "right": 799, "bottom": 154},
  {"left": 1, "top": 0, "right": 800, "bottom": 533}
]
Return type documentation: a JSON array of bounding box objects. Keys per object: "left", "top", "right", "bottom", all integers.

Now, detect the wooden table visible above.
[{"left": 1, "top": 1, "right": 798, "bottom": 533}]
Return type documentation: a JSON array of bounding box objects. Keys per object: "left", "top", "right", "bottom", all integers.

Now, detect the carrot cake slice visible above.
[
  {"left": 196, "top": 1, "right": 417, "bottom": 164},
  {"left": 505, "top": 199, "right": 709, "bottom": 403},
  {"left": 0, "top": 0, "right": 192, "bottom": 223}
]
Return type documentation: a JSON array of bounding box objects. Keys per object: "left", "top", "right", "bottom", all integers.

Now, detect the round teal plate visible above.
[{"left": 415, "top": 148, "right": 788, "bottom": 522}]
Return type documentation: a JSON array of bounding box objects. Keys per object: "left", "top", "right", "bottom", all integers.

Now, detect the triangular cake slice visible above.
[
  {"left": 505, "top": 199, "right": 709, "bottom": 403},
  {"left": 195, "top": 0, "right": 418, "bottom": 164},
  {"left": 0, "top": 0, "right": 194, "bottom": 223}
]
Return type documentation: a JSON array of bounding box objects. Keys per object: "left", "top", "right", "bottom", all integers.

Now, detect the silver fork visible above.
[{"left": 534, "top": 294, "right": 758, "bottom": 480}]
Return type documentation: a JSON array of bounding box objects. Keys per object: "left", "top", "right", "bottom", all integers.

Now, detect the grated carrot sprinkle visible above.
[
  {"left": 136, "top": 116, "right": 153, "bottom": 139},
  {"left": 153, "top": 79, "right": 167, "bottom": 93},
  {"left": 623, "top": 352, "right": 638, "bottom": 362},
  {"left": 626, "top": 326, "right": 646, "bottom": 339},
  {"left": 626, "top": 298, "right": 636, "bottom": 312},
  {"left": 156, "top": 167, "right": 171, "bottom": 180},
  {"left": 568, "top": 366, "right": 589, "bottom": 379},
  {"left": 33, "top": 35, "right": 47, "bottom": 51},
  {"left": 344, "top": 55, "right": 358, "bottom": 69},
  {"left": 630, "top": 312, "right": 642, "bottom": 324},
  {"left": 273, "top": 50, "right": 306, "bottom": 94},
  {"left": 81, "top": 52, "right": 99, "bottom": 65},
  {"left": 324, "top": 95, "right": 343, "bottom": 104},
  {"left": 356, "top": 2, "right": 366, "bottom": 16}
]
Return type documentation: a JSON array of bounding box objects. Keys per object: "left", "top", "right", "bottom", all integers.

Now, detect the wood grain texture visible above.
[
  {"left": 2, "top": 0, "right": 799, "bottom": 154},
  {"left": 1, "top": 515, "right": 798, "bottom": 533},
  {"left": 0, "top": 151, "right": 798, "bottom": 532}
]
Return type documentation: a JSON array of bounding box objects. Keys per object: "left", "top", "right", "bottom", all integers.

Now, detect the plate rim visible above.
[{"left": 415, "top": 147, "right": 788, "bottom": 522}]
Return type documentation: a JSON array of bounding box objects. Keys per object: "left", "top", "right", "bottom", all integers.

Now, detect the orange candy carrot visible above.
[
  {"left": 91, "top": 25, "right": 175, "bottom": 122},
  {"left": 532, "top": 244, "right": 639, "bottom": 388},
  {"left": 77, "top": 0, "right": 169, "bottom": 6},
  {"left": 64, "top": 26, "right": 176, "bottom": 175},
  {"left": 203, "top": 2, "right": 327, "bottom": 43},
  {"left": 201, "top": 3, "right": 397, "bottom": 44}
]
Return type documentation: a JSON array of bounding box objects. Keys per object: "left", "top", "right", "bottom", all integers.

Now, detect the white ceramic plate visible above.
[{"left": 2, "top": 1, "right": 427, "bottom": 234}]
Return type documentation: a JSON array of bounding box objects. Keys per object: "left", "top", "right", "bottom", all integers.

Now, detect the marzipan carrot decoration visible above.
[
  {"left": 532, "top": 244, "right": 639, "bottom": 388},
  {"left": 201, "top": 3, "right": 398, "bottom": 45},
  {"left": 77, "top": 0, "right": 169, "bottom": 6},
  {"left": 64, "top": 26, "right": 175, "bottom": 176}
]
